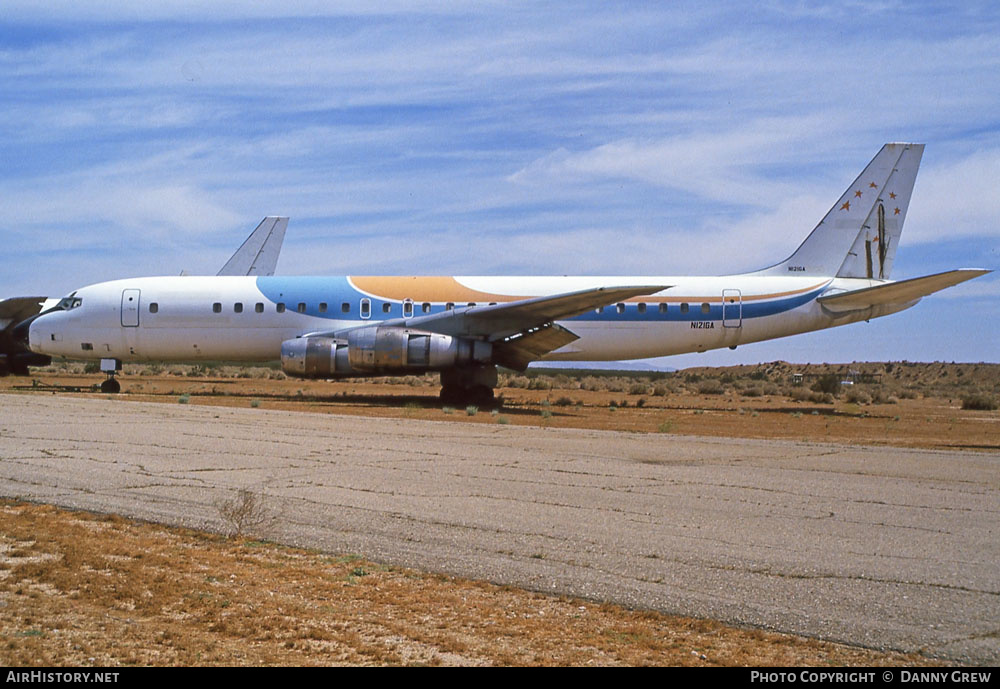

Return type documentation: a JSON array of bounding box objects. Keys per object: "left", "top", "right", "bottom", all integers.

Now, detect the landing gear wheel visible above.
[
  {"left": 100, "top": 378, "right": 121, "bottom": 394},
  {"left": 439, "top": 384, "right": 463, "bottom": 405},
  {"left": 469, "top": 385, "right": 495, "bottom": 407}
]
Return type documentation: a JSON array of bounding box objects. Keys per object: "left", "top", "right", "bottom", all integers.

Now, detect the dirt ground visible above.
[
  {"left": 1, "top": 363, "right": 995, "bottom": 666},
  {"left": 4, "top": 366, "right": 997, "bottom": 453},
  {"left": 0, "top": 501, "right": 942, "bottom": 667}
]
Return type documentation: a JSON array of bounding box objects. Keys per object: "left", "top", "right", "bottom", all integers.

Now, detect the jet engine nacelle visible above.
[{"left": 281, "top": 326, "right": 492, "bottom": 379}]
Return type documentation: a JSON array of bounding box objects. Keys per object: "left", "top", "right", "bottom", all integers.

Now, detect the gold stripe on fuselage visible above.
[{"left": 347, "top": 276, "right": 829, "bottom": 304}]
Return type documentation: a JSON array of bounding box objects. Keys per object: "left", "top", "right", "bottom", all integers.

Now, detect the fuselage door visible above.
[
  {"left": 722, "top": 289, "right": 742, "bottom": 328},
  {"left": 121, "top": 289, "right": 140, "bottom": 327}
]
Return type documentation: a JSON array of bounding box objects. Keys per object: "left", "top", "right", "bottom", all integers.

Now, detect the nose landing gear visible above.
[{"left": 99, "top": 358, "right": 122, "bottom": 394}]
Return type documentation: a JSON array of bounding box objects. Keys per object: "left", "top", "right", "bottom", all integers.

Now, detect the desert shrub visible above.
[
  {"left": 551, "top": 375, "right": 575, "bottom": 390},
  {"left": 651, "top": 384, "right": 671, "bottom": 397},
  {"left": 215, "top": 488, "right": 273, "bottom": 539},
  {"left": 870, "top": 389, "right": 898, "bottom": 404},
  {"left": 763, "top": 383, "right": 779, "bottom": 396},
  {"left": 580, "top": 376, "right": 605, "bottom": 392},
  {"left": 83, "top": 361, "right": 100, "bottom": 374},
  {"left": 962, "top": 393, "right": 998, "bottom": 411},
  {"left": 629, "top": 383, "right": 649, "bottom": 395},
  {"left": 741, "top": 385, "right": 764, "bottom": 398},
  {"left": 812, "top": 374, "right": 841, "bottom": 396},
  {"left": 789, "top": 387, "right": 812, "bottom": 402},
  {"left": 554, "top": 396, "right": 575, "bottom": 406},
  {"left": 507, "top": 376, "right": 530, "bottom": 389},
  {"left": 844, "top": 388, "right": 871, "bottom": 405},
  {"left": 697, "top": 379, "right": 724, "bottom": 395},
  {"left": 604, "top": 378, "right": 627, "bottom": 393},
  {"left": 528, "top": 378, "right": 552, "bottom": 390}
]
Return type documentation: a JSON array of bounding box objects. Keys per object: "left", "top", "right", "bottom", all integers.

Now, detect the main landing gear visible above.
[
  {"left": 439, "top": 365, "right": 498, "bottom": 407},
  {"left": 99, "top": 358, "right": 121, "bottom": 394}
]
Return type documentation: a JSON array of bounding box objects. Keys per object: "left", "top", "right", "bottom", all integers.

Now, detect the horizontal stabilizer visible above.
[
  {"left": 217, "top": 217, "right": 288, "bottom": 276},
  {"left": 0, "top": 296, "right": 48, "bottom": 329},
  {"left": 818, "top": 269, "right": 991, "bottom": 312}
]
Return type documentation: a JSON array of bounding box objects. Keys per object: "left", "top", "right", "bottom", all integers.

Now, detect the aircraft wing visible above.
[
  {"left": 312, "top": 284, "right": 669, "bottom": 370},
  {"left": 217, "top": 217, "right": 288, "bottom": 276},
  {"left": 402, "top": 284, "right": 670, "bottom": 338},
  {"left": 818, "top": 269, "right": 991, "bottom": 312}
]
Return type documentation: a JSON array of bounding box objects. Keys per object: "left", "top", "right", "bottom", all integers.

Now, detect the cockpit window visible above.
[{"left": 57, "top": 297, "right": 82, "bottom": 310}]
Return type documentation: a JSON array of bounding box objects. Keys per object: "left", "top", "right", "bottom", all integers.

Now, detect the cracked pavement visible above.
[{"left": 1, "top": 393, "right": 998, "bottom": 663}]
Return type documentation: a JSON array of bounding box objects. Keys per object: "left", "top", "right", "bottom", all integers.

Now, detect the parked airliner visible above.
[{"left": 18, "top": 143, "right": 990, "bottom": 401}]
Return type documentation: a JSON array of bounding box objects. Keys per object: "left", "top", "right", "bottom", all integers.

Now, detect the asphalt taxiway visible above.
[{"left": 1, "top": 394, "right": 997, "bottom": 662}]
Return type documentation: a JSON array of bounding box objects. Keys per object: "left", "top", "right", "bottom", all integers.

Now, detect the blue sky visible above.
[{"left": 1, "top": 2, "right": 997, "bottom": 367}]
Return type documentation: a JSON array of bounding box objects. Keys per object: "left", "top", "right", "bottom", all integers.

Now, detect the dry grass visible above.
[
  {"left": 5, "top": 362, "right": 1000, "bottom": 452},
  {"left": 0, "top": 501, "right": 943, "bottom": 667}
]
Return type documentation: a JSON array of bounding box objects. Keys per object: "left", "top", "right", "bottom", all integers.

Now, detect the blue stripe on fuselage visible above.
[{"left": 255, "top": 277, "right": 826, "bottom": 323}]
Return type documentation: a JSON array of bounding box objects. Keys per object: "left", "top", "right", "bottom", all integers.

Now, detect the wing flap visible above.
[
  {"left": 492, "top": 323, "right": 580, "bottom": 371},
  {"left": 818, "top": 269, "right": 990, "bottom": 312}
]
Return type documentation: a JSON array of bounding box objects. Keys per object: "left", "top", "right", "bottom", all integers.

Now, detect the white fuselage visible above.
[{"left": 28, "top": 274, "right": 913, "bottom": 365}]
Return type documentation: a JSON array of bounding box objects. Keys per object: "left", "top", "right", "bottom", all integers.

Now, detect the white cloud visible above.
[
  {"left": 906, "top": 148, "right": 1000, "bottom": 244},
  {"left": 508, "top": 117, "right": 839, "bottom": 207}
]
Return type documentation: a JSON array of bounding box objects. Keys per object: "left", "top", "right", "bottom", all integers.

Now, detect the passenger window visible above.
[
  {"left": 297, "top": 303, "right": 306, "bottom": 313},
  {"left": 81, "top": 343, "right": 93, "bottom": 351},
  {"left": 276, "top": 303, "right": 285, "bottom": 313},
  {"left": 637, "top": 303, "right": 646, "bottom": 314},
  {"left": 616, "top": 303, "right": 625, "bottom": 314},
  {"left": 234, "top": 303, "right": 243, "bottom": 313},
  {"left": 445, "top": 303, "right": 454, "bottom": 311},
  {"left": 403, "top": 300, "right": 414, "bottom": 318},
  {"left": 319, "top": 302, "right": 328, "bottom": 313},
  {"left": 149, "top": 303, "right": 158, "bottom": 314},
  {"left": 341, "top": 302, "right": 350, "bottom": 313},
  {"left": 213, "top": 303, "right": 222, "bottom": 313},
  {"left": 659, "top": 303, "right": 668, "bottom": 314},
  {"left": 680, "top": 303, "right": 689, "bottom": 314},
  {"left": 255, "top": 303, "right": 264, "bottom": 313},
  {"left": 422, "top": 302, "right": 431, "bottom": 313},
  {"left": 360, "top": 298, "right": 371, "bottom": 319},
  {"left": 701, "top": 303, "right": 710, "bottom": 314},
  {"left": 467, "top": 302, "right": 476, "bottom": 307},
  {"left": 382, "top": 302, "right": 391, "bottom": 314}
]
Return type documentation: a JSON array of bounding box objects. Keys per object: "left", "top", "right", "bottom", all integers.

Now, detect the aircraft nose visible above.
[{"left": 25, "top": 313, "right": 54, "bottom": 354}]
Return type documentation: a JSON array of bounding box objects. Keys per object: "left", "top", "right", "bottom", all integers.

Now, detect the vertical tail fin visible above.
[{"left": 757, "top": 143, "right": 924, "bottom": 279}]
